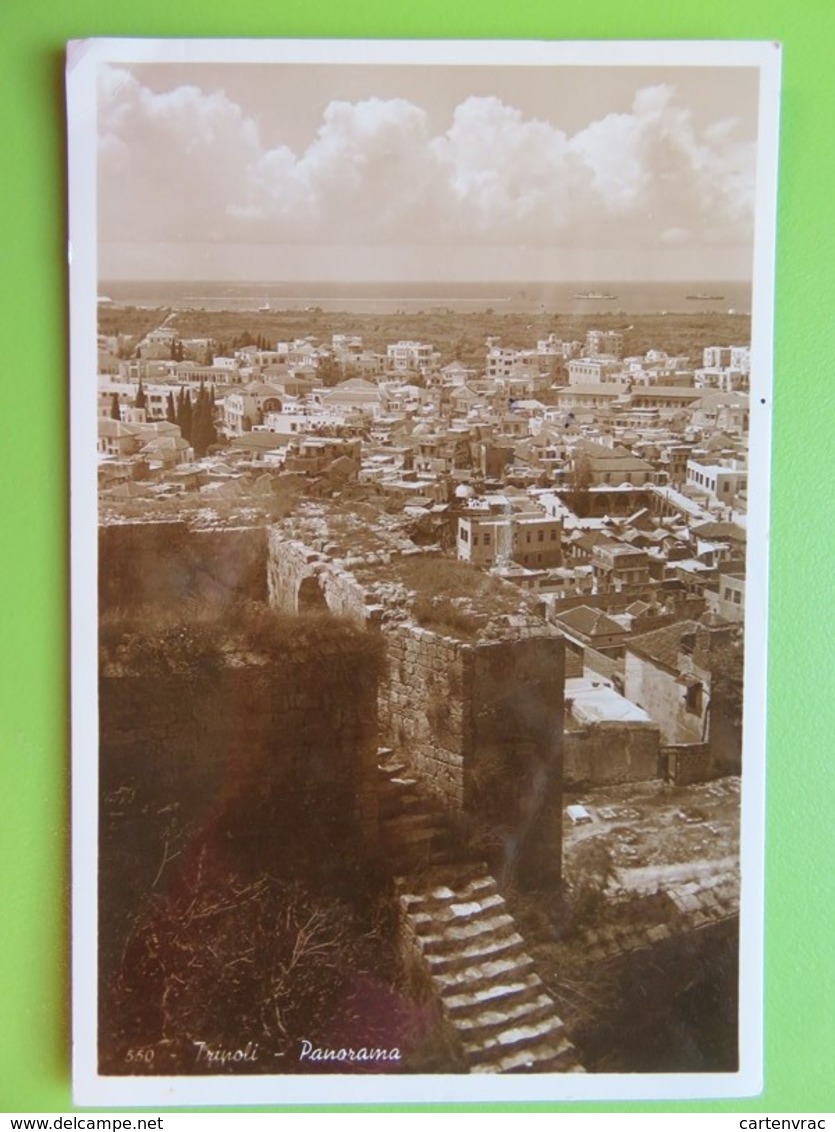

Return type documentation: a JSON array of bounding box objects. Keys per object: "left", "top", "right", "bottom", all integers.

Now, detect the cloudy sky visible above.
[{"left": 97, "top": 62, "right": 760, "bottom": 283}]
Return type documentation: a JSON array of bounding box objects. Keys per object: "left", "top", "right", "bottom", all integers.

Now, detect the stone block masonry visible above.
[
  {"left": 266, "top": 529, "right": 382, "bottom": 626},
  {"left": 380, "top": 626, "right": 565, "bottom": 890},
  {"left": 381, "top": 627, "right": 469, "bottom": 810},
  {"left": 565, "top": 721, "right": 660, "bottom": 788}
]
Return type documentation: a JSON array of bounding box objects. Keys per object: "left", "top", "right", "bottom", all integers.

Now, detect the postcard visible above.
[{"left": 68, "top": 37, "right": 780, "bottom": 1106}]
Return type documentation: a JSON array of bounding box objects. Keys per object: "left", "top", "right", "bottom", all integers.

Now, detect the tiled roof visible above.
[
  {"left": 626, "top": 619, "right": 703, "bottom": 671},
  {"left": 694, "top": 391, "right": 749, "bottom": 407},
  {"left": 554, "top": 605, "right": 628, "bottom": 639},
  {"left": 690, "top": 520, "right": 746, "bottom": 542},
  {"left": 97, "top": 419, "right": 141, "bottom": 437},
  {"left": 572, "top": 531, "right": 619, "bottom": 552},
  {"left": 625, "top": 600, "right": 651, "bottom": 616},
  {"left": 244, "top": 381, "right": 284, "bottom": 395}
]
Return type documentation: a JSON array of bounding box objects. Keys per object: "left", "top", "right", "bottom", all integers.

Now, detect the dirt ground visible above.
[{"left": 562, "top": 776, "right": 740, "bottom": 892}]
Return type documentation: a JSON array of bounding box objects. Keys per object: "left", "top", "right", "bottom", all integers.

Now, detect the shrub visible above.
[
  {"left": 100, "top": 601, "right": 386, "bottom": 688},
  {"left": 413, "top": 596, "right": 480, "bottom": 640},
  {"left": 101, "top": 858, "right": 405, "bottom": 1074}
]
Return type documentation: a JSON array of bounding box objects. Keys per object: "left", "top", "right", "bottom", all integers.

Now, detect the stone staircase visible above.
[
  {"left": 378, "top": 749, "right": 582, "bottom": 1073},
  {"left": 397, "top": 865, "right": 583, "bottom": 1074},
  {"left": 377, "top": 751, "right": 454, "bottom": 874}
]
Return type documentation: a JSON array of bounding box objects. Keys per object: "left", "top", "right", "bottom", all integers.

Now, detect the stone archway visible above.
[{"left": 297, "top": 573, "right": 328, "bottom": 613}]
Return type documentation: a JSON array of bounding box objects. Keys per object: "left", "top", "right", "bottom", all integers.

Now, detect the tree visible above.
[
  {"left": 567, "top": 451, "right": 593, "bottom": 517},
  {"left": 317, "top": 356, "right": 343, "bottom": 388},
  {"left": 176, "top": 386, "right": 193, "bottom": 442},
  {"left": 134, "top": 381, "right": 147, "bottom": 411},
  {"left": 180, "top": 390, "right": 193, "bottom": 442},
  {"left": 708, "top": 636, "right": 744, "bottom": 730},
  {"left": 191, "top": 383, "right": 217, "bottom": 457},
  {"left": 110, "top": 393, "right": 121, "bottom": 421},
  {"left": 166, "top": 391, "right": 177, "bottom": 424}
]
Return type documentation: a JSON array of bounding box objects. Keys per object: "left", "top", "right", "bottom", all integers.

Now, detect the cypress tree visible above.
[
  {"left": 191, "top": 381, "right": 207, "bottom": 456},
  {"left": 204, "top": 387, "right": 217, "bottom": 450},
  {"left": 110, "top": 393, "right": 121, "bottom": 420},
  {"left": 166, "top": 391, "right": 177, "bottom": 423},
  {"left": 196, "top": 389, "right": 213, "bottom": 457},
  {"left": 180, "top": 389, "right": 193, "bottom": 442}
]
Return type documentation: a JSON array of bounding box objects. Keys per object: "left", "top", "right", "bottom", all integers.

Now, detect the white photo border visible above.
[{"left": 69, "top": 36, "right": 781, "bottom": 1107}]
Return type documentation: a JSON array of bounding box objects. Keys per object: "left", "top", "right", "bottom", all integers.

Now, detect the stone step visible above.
[
  {"left": 468, "top": 1033, "right": 581, "bottom": 1074},
  {"left": 377, "top": 772, "right": 417, "bottom": 793},
  {"left": 384, "top": 828, "right": 448, "bottom": 856},
  {"left": 434, "top": 953, "right": 536, "bottom": 994},
  {"left": 378, "top": 778, "right": 421, "bottom": 798},
  {"left": 389, "top": 850, "right": 450, "bottom": 874},
  {"left": 462, "top": 1014, "right": 567, "bottom": 1064},
  {"left": 379, "top": 795, "right": 424, "bottom": 821},
  {"left": 409, "top": 891, "right": 506, "bottom": 928},
  {"left": 387, "top": 774, "right": 420, "bottom": 790},
  {"left": 383, "top": 809, "right": 447, "bottom": 833},
  {"left": 454, "top": 992, "right": 558, "bottom": 1044},
  {"left": 413, "top": 912, "right": 520, "bottom": 953},
  {"left": 423, "top": 931, "right": 528, "bottom": 975},
  {"left": 400, "top": 875, "right": 498, "bottom": 911},
  {"left": 377, "top": 756, "right": 405, "bottom": 769},
  {"left": 442, "top": 971, "right": 546, "bottom": 1019}
]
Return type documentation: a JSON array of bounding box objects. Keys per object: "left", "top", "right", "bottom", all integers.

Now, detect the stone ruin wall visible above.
[
  {"left": 468, "top": 636, "right": 565, "bottom": 888},
  {"left": 266, "top": 529, "right": 382, "bottom": 626},
  {"left": 100, "top": 520, "right": 563, "bottom": 882},
  {"left": 99, "top": 521, "right": 268, "bottom": 611},
  {"left": 100, "top": 660, "right": 380, "bottom": 860},
  {"left": 381, "top": 627, "right": 470, "bottom": 808},
  {"left": 379, "top": 626, "right": 565, "bottom": 888},
  {"left": 564, "top": 721, "right": 661, "bottom": 788}
]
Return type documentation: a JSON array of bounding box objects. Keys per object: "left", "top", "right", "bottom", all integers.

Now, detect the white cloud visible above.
[
  {"left": 98, "top": 65, "right": 261, "bottom": 243},
  {"left": 98, "top": 67, "right": 756, "bottom": 257}
]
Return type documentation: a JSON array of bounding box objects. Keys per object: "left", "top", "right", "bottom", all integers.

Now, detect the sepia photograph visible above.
[{"left": 68, "top": 38, "right": 780, "bottom": 1105}]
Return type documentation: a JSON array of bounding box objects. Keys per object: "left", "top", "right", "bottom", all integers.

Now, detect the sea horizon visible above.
[{"left": 98, "top": 279, "right": 752, "bottom": 317}]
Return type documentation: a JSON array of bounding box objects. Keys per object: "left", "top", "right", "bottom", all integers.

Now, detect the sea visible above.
[{"left": 99, "top": 280, "right": 752, "bottom": 317}]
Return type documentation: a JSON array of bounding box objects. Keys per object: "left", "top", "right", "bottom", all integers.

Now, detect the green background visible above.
[{"left": 2, "top": 0, "right": 832, "bottom": 1114}]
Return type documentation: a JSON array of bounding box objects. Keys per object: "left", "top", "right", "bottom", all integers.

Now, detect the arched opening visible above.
[{"left": 297, "top": 574, "right": 328, "bottom": 613}]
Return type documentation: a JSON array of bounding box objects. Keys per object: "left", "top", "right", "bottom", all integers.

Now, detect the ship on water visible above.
[
  {"left": 574, "top": 290, "right": 617, "bottom": 301},
  {"left": 685, "top": 292, "right": 725, "bottom": 301}
]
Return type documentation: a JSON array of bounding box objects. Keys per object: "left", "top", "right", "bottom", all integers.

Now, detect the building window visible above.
[{"left": 685, "top": 682, "right": 703, "bottom": 714}]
